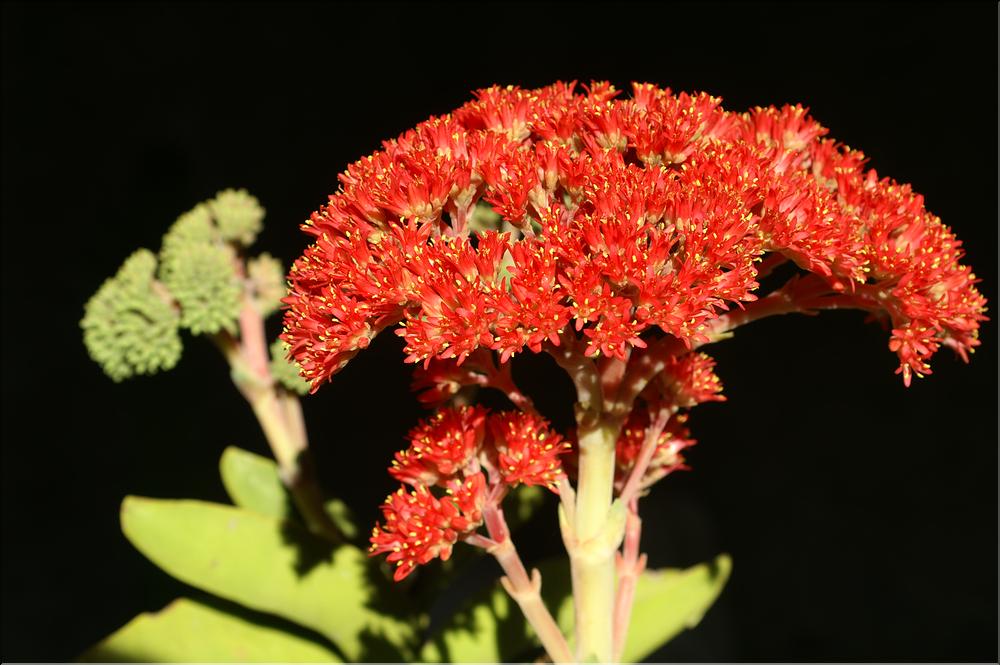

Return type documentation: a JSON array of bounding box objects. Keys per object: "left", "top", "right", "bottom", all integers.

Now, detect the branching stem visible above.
[
  {"left": 488, "top": 365, "right": 541, "bottom": 418},
  {"left": 482, "top": 501, "right": 573, "bottom": 664},
  {"left": 566, "top": 409, "right": 625, "bottom": 662},
  {"left": 618, "top": 404, "right": 672, "bottom": 507},
  {"left": 612, "top": 496, "right": 646, "bottom": 663}
]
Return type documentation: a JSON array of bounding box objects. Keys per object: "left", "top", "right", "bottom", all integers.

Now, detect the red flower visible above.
[
  {"left": 487, "top": 412, "right": 572, "bottom": 490},
  {"left": 390, "top": 406, "right": 487, "bottom": 487},
  {"left": 656, "top": 352, "right": 726, "bottom": 408},
  {"left": 283, "top": 82, "right": 986, "bottom": 391},
  {"left": 369, "top": 474, "right": 487, "bottom": 581},
  {"left": 373, "top": 406, "right": 572, "bottom": 579}
]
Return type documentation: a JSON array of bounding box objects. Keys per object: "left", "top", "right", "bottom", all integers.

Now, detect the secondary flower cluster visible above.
[
  {"left": 622, "top": 352, "right": 725, "bottom": 484},
  {"left": 614, "top": 410, "right": 695, "bottom": 493},
  {"left": 369, "top": 406, "right": 570, "bottom": 580},
  {"left": 282, "top": 82, "right": 985, "bottom": 389}
]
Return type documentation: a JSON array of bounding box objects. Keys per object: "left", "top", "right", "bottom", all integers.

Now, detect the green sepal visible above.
[
  {"left": 209, "top": 188, "right": 265, "bottom": 247},
  {"left": 79, "top": 597, "right": 341, "bottom": 662},
  {"left": 81, "top": 249, "right": 182, "bottom": 381},
  {"left": 120, "top": 496, "right": 415, "bottom": 661}
]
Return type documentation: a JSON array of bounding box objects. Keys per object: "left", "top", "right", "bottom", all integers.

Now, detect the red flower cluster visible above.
[
  {"left": 283, "top": 82, "right": 985, "bottom": 389},
  {"left": 653, "top": 352, "right": 726, "bottom": 408},
  {"left": 370, "top": 405, "right": 569, "bottom": 580},
  {"left": 390, "top": 406, "right": 487, "bottom": 486},
  {"left": 369, "top": 477, "right": 485, "bottom": 581},
  {"left": 487, "top": 411, "right": 569, "bottom": 488}
]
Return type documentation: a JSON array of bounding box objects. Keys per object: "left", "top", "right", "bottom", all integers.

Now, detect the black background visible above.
[{"left": 1, "top": 2, "right": 997, "bottom": 661}]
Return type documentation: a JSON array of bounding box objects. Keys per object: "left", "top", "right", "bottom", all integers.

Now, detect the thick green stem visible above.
[
  {"left": 570, "top": 416, "right": 624, "bottom": 662},
  {"left": 547, "top": 339, "right": 627, "bottom": 661}
]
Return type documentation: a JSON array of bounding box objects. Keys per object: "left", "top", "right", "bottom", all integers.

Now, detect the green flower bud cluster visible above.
[
  {"left": 269, "top": 339, "right": 310, "bottom": 395},
  {"left": 81, "top": 249, "right": 183, "bottom": 381},
  {"left": 247, "top": 252, "right": 287, "bottom": 319},
  {"left": 208, "top": 188, "right": 266, "bottom": 246},
  {"left": 82, "top": 190, "right": 291, "bottom": 383},
  {"left": 159, "top": 202, "right": 243, "bottom": 336}
]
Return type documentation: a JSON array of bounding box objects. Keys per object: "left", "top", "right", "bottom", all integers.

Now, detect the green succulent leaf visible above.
[
  {"left": 418, "top": 572, "right": 532, "bottom": 663},
  {"left": 81, "top": 249, "right": 183, "bottom": 381},
  {"left": 80, "top": 597, "right": 340, "bottom": 662},
  {"left": 220, "top": 446, "right": 294, "bottom": 520},
  {"left": 270, "top": 339, "right": 310, "bottom": 395},
  {"left": 120, "top": 496, "right": 415, "bottom": 661},
  {"left": 220, "top": 446, "right": 359, "bottom": 541},
  {"left": 209, "top": 188, "right": 265, "bottom": 246},
  {"left": 503, "top": 483, "right": 546, "bottom": 531}
]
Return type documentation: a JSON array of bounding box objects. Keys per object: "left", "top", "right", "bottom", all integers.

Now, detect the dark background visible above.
[{"left": 1, "top": 1, "right": 996, "bottom": 661}]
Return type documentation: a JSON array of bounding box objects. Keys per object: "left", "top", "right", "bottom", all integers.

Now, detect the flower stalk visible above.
[
  {"left": 482, "top": 501, "right": 573, "bottom": 664},
  {"left": 214, "top": 295, "right": 343, "bottom": 543},
  {"left": 566, "top": 412, "right": 625, "bottom": 662},
  {"left": 612, "top": 497, "right": 646, "bottom": 663}
]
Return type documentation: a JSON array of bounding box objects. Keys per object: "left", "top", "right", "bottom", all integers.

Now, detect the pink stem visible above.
[
  {"left": 489, "top": 367, "right": 541, "bottom": 418},
  {"left": 612, "top": 497, "right": 646, "bottom": 662},
  {"left": 703, "top": 274, "right": 882, "bottom": 338},
  {"left": 211, "top": 285, "right": 342, "bottom": 542},
  {"left": 617, "top": 405, "right": 671, "bottom": 506},
  {"left": 610, "top": 407, "right": 674, "bottom": 660},
  {"left": 480, "top": 496, "right": 574, "bottom": 664},
  {"left": 598, "top": 353, "right": 630, "bottom": 403},
  {"left": 238, "top": 298, "right": 271, "bottom": 381}
]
